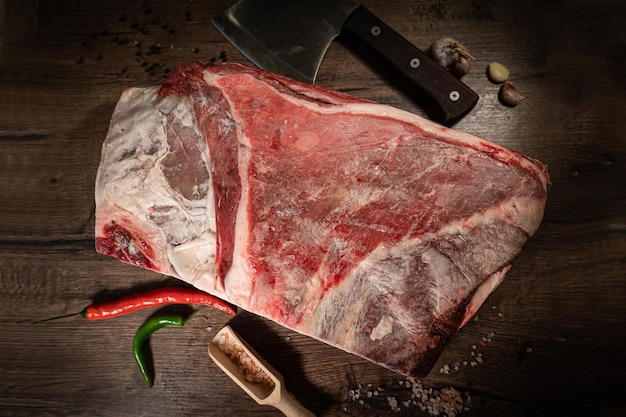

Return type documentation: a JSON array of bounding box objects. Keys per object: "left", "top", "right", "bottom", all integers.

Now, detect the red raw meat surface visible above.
[{"left": 95, "top": 63, "right": 549, "bottom": 376}]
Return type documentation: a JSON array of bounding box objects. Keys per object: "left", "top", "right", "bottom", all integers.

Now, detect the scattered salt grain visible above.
[
  {"left": 351, "top": 378, "right": 469, "bottom": 416},
  {"left": 387, "top": 396, "right": 399, "bottom": 411}
]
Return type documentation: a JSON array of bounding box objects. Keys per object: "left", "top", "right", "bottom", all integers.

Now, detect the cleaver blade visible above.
[{"left": 212, "top": 0, "right": 479, "bottom": 124}]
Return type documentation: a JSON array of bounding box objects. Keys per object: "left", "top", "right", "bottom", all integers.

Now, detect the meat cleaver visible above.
[{"left": 212, "top": 0, "right": 479, "bottom": 124}]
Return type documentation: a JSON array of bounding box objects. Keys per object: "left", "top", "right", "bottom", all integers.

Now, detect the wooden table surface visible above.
[{"left": 1, "top": 1, "right": 625, "bottom": 416}]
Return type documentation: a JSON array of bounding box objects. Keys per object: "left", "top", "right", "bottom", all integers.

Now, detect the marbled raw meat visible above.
[{"left": 95, "top": 62, "right": 550, "bottom": 376}]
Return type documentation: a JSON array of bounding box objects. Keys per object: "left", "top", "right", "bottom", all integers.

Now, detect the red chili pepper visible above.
[
  {"left": 81, "top": 287, "right": 236, "bottom": 319},
  {"left": 35, "top": 287, "right": 236, "bottom": 323}
]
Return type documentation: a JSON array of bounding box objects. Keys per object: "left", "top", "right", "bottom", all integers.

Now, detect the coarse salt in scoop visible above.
[{"left": 209, "top": 325, "right": 315, "bottom": 417}]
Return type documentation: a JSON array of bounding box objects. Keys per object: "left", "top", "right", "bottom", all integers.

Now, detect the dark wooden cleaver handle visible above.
[{"left": 342, "top": 6, "right": 478, "bottom": 125}]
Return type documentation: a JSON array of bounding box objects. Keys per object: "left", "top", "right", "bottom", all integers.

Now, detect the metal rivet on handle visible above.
[
  {"left": 449, "top": 91, "right": 460, "bottom": 101},
  {"left": 410, "top": 58, "right": 420, "bottom": 68},
  {"left": 371, "top": 26, "right": 381, "bottom": 36}
]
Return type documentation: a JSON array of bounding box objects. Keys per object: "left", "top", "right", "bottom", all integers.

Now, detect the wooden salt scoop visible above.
[{"left": 209, "top": 325, "right": 316, "bottom": 417}]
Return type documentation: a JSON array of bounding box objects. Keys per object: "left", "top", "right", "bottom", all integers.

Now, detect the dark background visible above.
[{"left": 1, "top": 1, "right": 625, "bottom": 416}]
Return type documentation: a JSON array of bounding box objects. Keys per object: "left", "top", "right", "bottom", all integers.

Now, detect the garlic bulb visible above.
[{"left": 431, "top": 37, "right": 474, "bottom": 77}]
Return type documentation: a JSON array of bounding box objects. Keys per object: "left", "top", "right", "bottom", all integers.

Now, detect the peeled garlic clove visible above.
[
  {"left": 487, "top": 62, "right": 510, "bottom": 83},
  {"left": 498, "top": 81, "right": 524, "bottom": 106}
]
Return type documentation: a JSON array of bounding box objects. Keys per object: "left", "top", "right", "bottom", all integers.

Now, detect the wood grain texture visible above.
[{"left": 1, "top": 1, "right": 625, "bottom": 416}]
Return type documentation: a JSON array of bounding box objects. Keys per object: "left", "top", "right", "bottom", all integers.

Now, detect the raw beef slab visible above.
[{"left": 95, "top": 62, "right": 549, "bottom": 377}]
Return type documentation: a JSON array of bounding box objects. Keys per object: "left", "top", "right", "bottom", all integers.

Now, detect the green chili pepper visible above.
[{"left": 132, "top": 315, "right": 186, "bottom": 388}]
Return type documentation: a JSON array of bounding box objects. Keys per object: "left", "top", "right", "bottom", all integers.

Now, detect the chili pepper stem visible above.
[{"left": 30, "top": 310, "right": 87, "bottom": 324}]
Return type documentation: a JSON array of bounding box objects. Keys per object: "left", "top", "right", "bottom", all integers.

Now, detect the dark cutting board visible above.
[{"left": 1, "top": 1, "right": 625, "bottom": 416}]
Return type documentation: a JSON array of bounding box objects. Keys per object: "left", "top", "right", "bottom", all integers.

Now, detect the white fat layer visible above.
[
  {"left": 437, "top": 192, "right": 546, "bottom": 237},
  {"left": 96, "top": 86, "right": 219, "bottom": 287},
  {"left": 221, "top": 151, "right": 256, "bottom": 304},
  {"left": 205, "top": 70, "right": 255, "bottom": 304},
  {"left": 460, "top": 265, "right": 509, "bottom": 328},
  {"left": 169, "top": 232, "right": 218, "bottom": 290},
  {"left": 370, "top": 315, "right": 395, "bottom": 341}
]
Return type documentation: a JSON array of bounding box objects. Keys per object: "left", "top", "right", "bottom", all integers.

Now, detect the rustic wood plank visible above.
[{"left": 1, "top": 0, "right": 626, "bottom": 416}]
